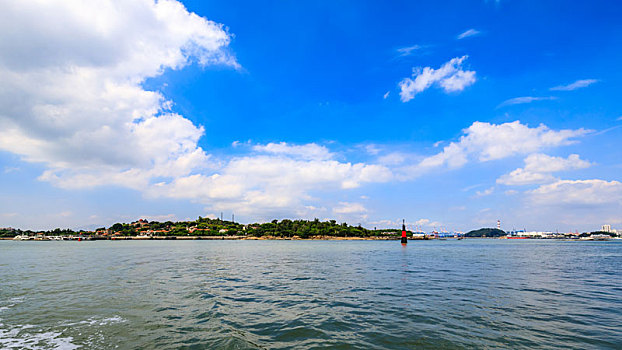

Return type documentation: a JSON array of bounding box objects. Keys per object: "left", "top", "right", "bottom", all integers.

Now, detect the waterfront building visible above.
[{"left": 601, "top": 224, "right": 612, "bottom": 233}]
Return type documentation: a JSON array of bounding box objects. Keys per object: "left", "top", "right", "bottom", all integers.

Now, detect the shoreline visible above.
[
  {"left": 3, "top": 236, "right": 615, "bottom": 241},
  {"left": 1, "top": 235, "right": 399, "bottom": 241}
]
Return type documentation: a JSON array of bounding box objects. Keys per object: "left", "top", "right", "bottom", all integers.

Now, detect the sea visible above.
[{"left": 0, "top": 239, "right": 620, "bottom": 349}]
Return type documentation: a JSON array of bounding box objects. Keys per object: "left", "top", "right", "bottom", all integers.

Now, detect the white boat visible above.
[{"left": 12, "top": 235, "right": 32, "bottom": 240}]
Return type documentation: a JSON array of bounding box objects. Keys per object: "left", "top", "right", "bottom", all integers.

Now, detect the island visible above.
[
  {"left": 2, "top": 219, "right": 618, "bottom": 241},
  {"left": 1, "top": 217, "right": 407, "bottom": 240}
]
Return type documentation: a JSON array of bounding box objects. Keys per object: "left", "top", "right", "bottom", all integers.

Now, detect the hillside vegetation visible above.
[{"left": 465, "top": 228, "right": 506, "bottom": 237}]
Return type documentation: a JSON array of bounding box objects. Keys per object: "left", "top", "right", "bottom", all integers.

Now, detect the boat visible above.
[
  {"left": 591, "top": 234, "right": 611, "bottom": 241},
  {"left": 12, "top": 234, "right": 32, "bottom": 240}
]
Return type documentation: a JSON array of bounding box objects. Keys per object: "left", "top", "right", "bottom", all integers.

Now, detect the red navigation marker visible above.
[{"left": 401, "top": 219, "right": 407, "bottom": 244}]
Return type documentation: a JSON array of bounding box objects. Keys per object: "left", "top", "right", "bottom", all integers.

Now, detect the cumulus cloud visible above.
[
  {"left": 497, "top": 96, "right": 556, "bottom": 108},
  {"left": 0, "top": 1, "right": 396, "bottom": 223},
  {"left": 525, "top": 153, "right": 591, "bottom": 173},
  {"left": 401, "top": 121, "right": 589, "bottom": 177},
  {"left": 0, "top": 0, "right": 237, "bottom": 190},
  {"left": 398, "top": 56, "right": 476, "bottom": 102},
  {"left": 457, "top": 29, "right": 481, "bottom": 39},
  {"left": 497, "top": 169, "right": 557, "bottom": 186},
  {"left": 497, "top": 154, "right": 591, "bottom": 186},
  {"left": 517, "top": 179, "right": 622, "bottom": 229},
  {"left": 550, "top": 79, "right": 598, "bottom": 91},
  {"left": 529, "top": 179, "right": 622, "bottom": 206},
  {"left": 146, "top": 149, "right": 393, "bottom": 220}
]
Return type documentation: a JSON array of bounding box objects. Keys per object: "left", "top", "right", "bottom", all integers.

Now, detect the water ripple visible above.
[{"left": 1, "top": 240, "right": 621, "bottom": 349}]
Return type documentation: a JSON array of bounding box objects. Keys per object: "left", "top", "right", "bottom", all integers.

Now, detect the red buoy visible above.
[{"left": 401, "top": 219, "right": 407, "bottom": 244}]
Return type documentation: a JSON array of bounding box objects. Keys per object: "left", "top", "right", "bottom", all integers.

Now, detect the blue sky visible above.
[{"left": 0, "top": 0, "right": 621, "bottom": 232}]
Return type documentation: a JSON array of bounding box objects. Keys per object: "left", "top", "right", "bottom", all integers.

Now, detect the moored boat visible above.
[
  {"left": 12, "top": 234, "right": 32, "bottom": 240},
  {"left": 591, "top": 234, "right": 611, "bottom": 241}
]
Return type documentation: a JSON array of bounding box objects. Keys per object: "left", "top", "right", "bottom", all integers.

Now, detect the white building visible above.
[
  {"left": 524, "top": 231, "right": 555, "bottom": 237},
  {"left": 602, "top": 224, "right": 612, "bottom": 233}
]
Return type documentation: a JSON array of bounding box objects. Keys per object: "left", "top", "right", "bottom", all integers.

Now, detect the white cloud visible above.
[
  {"left": 413, "top": 218, "right": 444, "bottom": 230},
  {"left": 497, "top": 154, "right": 591, "bottom": 186},
  {"left": 377, "top": 152, "right": 407, "bottom": 165},
  {"left": 333, "top": 202, "right": 367, "bottom": 214},
  {"left": 550, "top": 79, "right": 598, "bottom": 91},
  {"left": 523, "top": 153, "right": 591, "bottom": 173},
  {"left": 529, "top": 179, "right": 622, "bottom": 206},
  {"left": 497, "top": 169, "right": 557, "bottom": 186},
  {"left": 368, "top": 218, "right": 442, "bottom": 229},
  {"left": 475, "top": 186, "right": 494, "bottom": 197},
  {"left": 252, "top": 142, "right": 332, "bottom": 161},
  {"left": 497, "top": 96, "right": 556, "bottom": 108},
  {"left": 147, "top": 150, "right": 393, "bottom": 221},
  {"left": 405, "top": 121, "right": 589, "bottom": 176},
  {"left": 139, "top": 214, "right": 178, "bottom": 222},
  {"left": 3, "top": 167, "right": 20, "bottom": 174},
  {"left": 457, "top": 29, "right": 481, "bottom": 39},
  {"left": 0, "top": 0, "right": 236, "bottom": 190},
  {"left": 617, "top": 116, "right": 622, "bottom": 121},
  {"left": 396, "top": 44, "right": 422, "bottom": 57},
  {"left": 365, "top": 144, "right": 381, "bottom": 155},
  {"left": 462, "top": 184, "right": 483, "bottom": 192},
  {"left": 519, "top": 179, "right": 622, "bottom": 230},
  {"left": 398, "top": 56, "right": 476, "bottom": 102}
]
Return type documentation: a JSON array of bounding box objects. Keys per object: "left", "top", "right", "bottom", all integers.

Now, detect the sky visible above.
[{"left": 1, "top": 0, "right": 621, "bottom": 232}]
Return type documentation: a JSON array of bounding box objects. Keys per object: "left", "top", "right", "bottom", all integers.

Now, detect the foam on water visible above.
[
  {"left": 62, "top": 316, "right": 126, "bottom": 327},
  {"left": 0, "top": 296, "right": 24, "bottom": 312},
  {"left": 0, "top": 296, "right": 124, "bottom": 350},
  {"left": 0, "top": 317, "right": 125, "bottom": 350},
  {"left": 0, "top": 323, "right": 80, "bottom": 350}
]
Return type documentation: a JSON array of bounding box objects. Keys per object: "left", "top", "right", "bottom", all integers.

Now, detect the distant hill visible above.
[{"left": 465, "top": 228, "right": 506, "bottom": 237}]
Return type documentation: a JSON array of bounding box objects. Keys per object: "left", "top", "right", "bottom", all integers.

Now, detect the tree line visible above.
[{"left": 1, "top": 217, "right": 403, "bottom": 238}]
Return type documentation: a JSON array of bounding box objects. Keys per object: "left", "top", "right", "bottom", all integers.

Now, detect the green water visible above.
[{"left": 1, "top": 239, "right": 621, "bottom": 349}]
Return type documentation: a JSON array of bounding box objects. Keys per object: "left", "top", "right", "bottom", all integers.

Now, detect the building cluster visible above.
[
  {"left": 600, "top": 224, "right": 621, "bottom": 235},
  {"left": 504, "top": 224, "right": 620, "bottom": 239}
]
